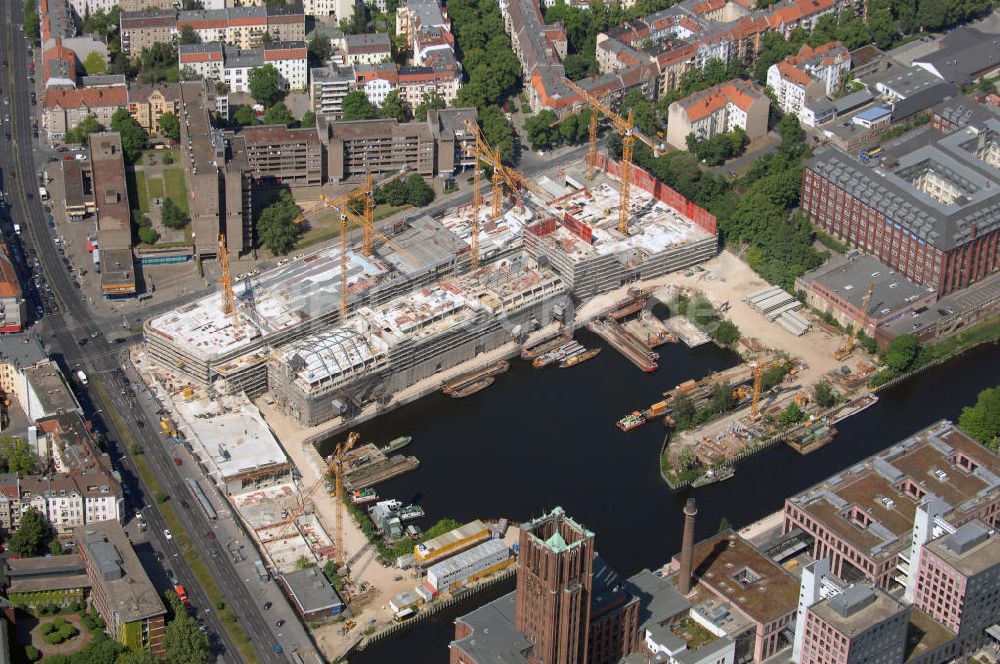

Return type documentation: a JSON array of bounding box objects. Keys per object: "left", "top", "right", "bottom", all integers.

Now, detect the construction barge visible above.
[
  {"left": 441, "top": 361, "right": 509, "bottom": 395},
  {"left": 609, "top": 289, "right": 649, "bottom": 320},
  {"left": 533, "top": 341, "right": 586, "bottom": 368},
  {"left": 520, "top": 332, "right": 573, "bottom": 360},
  {"left": 560, "top": 348, "right": 601, "bottom": 368},
  {"left": 587, "top": 319, "right": 659, "bottom": 373},
  {"left": 342, "top": 444, "right": 421, "bottom": 491}
]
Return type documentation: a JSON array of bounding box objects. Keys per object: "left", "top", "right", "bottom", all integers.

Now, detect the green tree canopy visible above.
[
  {"left": 178, "top": 24, "right": 199, "bottom": 44},
  {"left": 138, "top": 227, "right": 159, "bottom": 244},
  {"left": 233, "top": 105, "right": 259, "bottom": 127},
  {"left": 478, "top": 105, "right": 515, "bottom": 164},
  {"left": 9, "top": 507, "right": 47, "bottom": 557},
  {"left": 404, "top": 174, "right": 435, "bottom": 207},
  {"left": 248, "top": 64, "right": 287, "bottom": 107},
  {"left": 161, "top": 198, "right": 189, "bottom": 230},
  {"left": 83, "top": 51, "right": 107, "bottom": 75},
  {"left": 342, "top": 90, "right": 377, "bottom": 121},
  {"left": 308, "top": 33, "right": 332, "bottom": 65},
  {"left": 116, "top": 650, "right": 161, "bottom": 664},
  {"left": 813, "top": 382, "right": 836, "bottom": 407},
  {"left": 959, "top": 385, "right": 1000, "bottom": 451},
  {"left": 256, "top": 191, "right": 302, "bottom": 255},
  {"left": 263, "top": 101, "right": 294, "bottom": 126},
  {"left": 779, "top": 401, "right": 804, "bottom": 425},
  {"left": 110, "top": 108, "right": 148, "bottom": 163},
  {"left": 299, "top": 111, "right": 316, "bottom": 128},
  {"left": 165, "top": 607, "right": 211, "bottom": 664},
  {"left": 65, "top": 115, "right": 104, "bottom": 145},
  {"left": 379, "top": 90, "right": 411, "bottom": 122},
  {"left": 1, "top": 437, "right": 37, "bottom": 476},
  {"left": 159, "top": 111, "right": 180, "bottom": 141},
  {"left": 884, "top": 334, "right": 920, "bottom": 372},
  {"left": 414, "top": 91, "right": 446, "bottom": 121}
]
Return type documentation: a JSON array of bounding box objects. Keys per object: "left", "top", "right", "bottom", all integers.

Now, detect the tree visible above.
[
  {"left": 308, "top": 33, "right": 332, "bottom": 65},
  {"left": 672, "top": 394, "right": 696, "bottom": 428},
  {"left": 165, "top": 608, "right": 211, "bottom": 664},
  {"left": 49, "top": 539, "right": 64, "bottom": 555},
  {"left": 959, "top": 386, "right": 1000, "bottom": 451},
  {"left": 379, "top": 90, "right": 411, "bottom": 122},
  {"left": 478, "top": 105, "right": 515, "bottom": 163},
  {"left": 116, "top": 651, "right": 161, "bottom": 664},
  {"left": 523, "top": 110, "right": 560, "bottom": 150},
  {"left": 181, "top": 0, "right": 204, "bottom": 8},
  {"left": 263, "top": 101, "right": 294, "bottom": 126},
  {"left": 1, "top": 437, "right": 37, "bottom": 476},
  {"left": 159, "top": 111, "right": 180, "bottom": 141},
  {"left": 233, "top": 105, "right": 259, "bottom": 127},
  {"left": 24, "top": 2, "right": 40, "bottom": 43},
  {"left": 64, "top": 114, "right": 104, "bottom": 144},
  {"left": 414, "top": 91, "right": 446, "bottom": 121},
  {"left": 256, "top": 191, "right": 302, "bottom": 255},
  {"left": 161, "top": 199, "right": 189, "bottom": 230},
  {"left": 340, "top": 5, "right": 370, "bottom": 34},
  {"left": 404, "top": 174, "right": 435, "bottom": 207},
  {"left": 299, "top": 111, "right": 316, "bottom": 128},
  {"left": 813, "top": 382, "right": 836, "bottom": 408},
  {"left": 83, "top": 51, "right": 107, "bottom": 75},
  {"left": 178, "top": 24, "right": 199, "bottom": 45},
  {"left": 248, "top": 64, "right": 287, "bottom": 107},
  {"left": 138, "top": 227, "right": 159, "bottom": 244},
  {"left": 9, "top": 507, "right": 47, "bottom": 557},
  {"left": 779, "top": 401, "right": 804, "bottom": 426},
  {"left": 110, "top": 108, "right": 148, "bottom": 163},
  {"left": 342, "top": 90, "right": 377, "bottom": 121},
  {"left": 884, "top": 334, "right": 920, "bottom": 372}
]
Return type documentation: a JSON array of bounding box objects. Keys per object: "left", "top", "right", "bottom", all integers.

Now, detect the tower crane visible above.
[
  {"left": 749, "top": 359, "right": 784, "bottom": 421},
  {"left": 331, "top": 432, "right": 360, "bottom": 572},
  {"left": 547, "top": 106, "right": 599, "bottom": 180},
  {"left": 218, "top": 234, "right": 239, "bottom": 327},
  {"left": 834, "top": 283, "right": 875, "bottom": 361},
  {"left": 562, "top": 79, "right": 664, "bottom": 236}
]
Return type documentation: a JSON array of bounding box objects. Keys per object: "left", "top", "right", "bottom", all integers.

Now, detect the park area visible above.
[{"left": 126, "top": 149, "right": 191, "bottom": 246}]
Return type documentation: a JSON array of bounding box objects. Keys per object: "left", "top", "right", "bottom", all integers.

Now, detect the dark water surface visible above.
[{"left": 333, "top": 338, "right": 1000, "bottom": 663}]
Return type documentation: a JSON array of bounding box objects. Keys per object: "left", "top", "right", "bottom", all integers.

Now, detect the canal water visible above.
[{"left": 329, "top": 337, "right": 1000, "bottom": 664}]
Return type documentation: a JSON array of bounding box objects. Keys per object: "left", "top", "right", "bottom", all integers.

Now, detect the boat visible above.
[
  {"left": 441, "top": 361, "right": 509, "bottom": 394},
  {"left": 349, "top": 488, "right": 379, "bottom": 505},
  {"left": 831, "top": 393, "right": 879, "bottom": 424},
  {"left": 381, "top": 436, "right": 413, "bottom": 454},
  {"left": 559, "top": 348, "right": 601, "bottom": 368},
  {"left": 451, "top": 376, "right": 495, "bottom": 398},
  {"left": 616, "top": 411, "right": 647, "bottom": 432},
  {"left": 609, "top": 297, "right": 647, "bottom": 320},
  {"left": 533, "top": 342, "right": 583, "bottom": 368},
  {"left": 399, "top": 505, "right": 425, "bottom": 521},
  {"left": 691, "top": 466, "right": 735, "bottom": 487},
  {"left": 521, "top": 332, "right": 572, "bottom": 360}
]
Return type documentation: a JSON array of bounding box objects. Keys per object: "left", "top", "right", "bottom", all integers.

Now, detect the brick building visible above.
[
  {"left": 801, "top": 118, "right": 1000, "bottom": 296},
  {"left": 798, "top": 583, "right": 910, "bottom": 664}
]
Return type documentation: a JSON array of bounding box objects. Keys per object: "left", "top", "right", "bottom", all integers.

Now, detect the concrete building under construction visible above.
[{"left": 144, "top": 156, "right": 718, "bottom": 423}]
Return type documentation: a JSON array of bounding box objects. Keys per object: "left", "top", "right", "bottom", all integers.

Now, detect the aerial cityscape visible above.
[{"left": 0, "top": 0, "right": 996, "bottom": 660}]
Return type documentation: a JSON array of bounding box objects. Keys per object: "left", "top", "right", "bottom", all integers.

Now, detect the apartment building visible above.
[
  {"left": 0, "top": 471, "right": 122, "bottom": 536},
  {"left": 320, "top": 107, "right": 476, "bottom": 181},
  {"left": 180, "top": 42, "right": 307, "bottom": 93},
  {"left": 226, "top": 125, "right": 323, "bottom": 187},
  {"left": 301, "top": 0, "right": 354, "bottom": 20},
  {"left": 42, "top": 38, "right": 78, "bottom": 89},
  {"left": 121, "top": 4, "right": 305, "bottom": 56},
  {"left": 666, "top": 78, "right": 768, "bottom": 149},
  {"left": 119, "top": 10, "right": 177, "bottom": 58},
  {"left": 801, "top": 117, "right": 1000, "bottom": 295},
  {"left": 309, "top": 66, "right": 355, "bottom": 117},
  {"left": 126, "top": 84, "right": 180, "bottom": 134},
  {"left": 0, "top": 252, "right": 25, "bottom": 334},
  {"left": 42, "top": 86, "right": 127, "bottom": 139},
  {"left": 339, "top": 33, "right": 392, "bottom": 65},
  {"left": 77, "top": 523, "right": 167, "bottom": 655},
  {"left": 35, "top": 411, "right": 112, "bottom": 475},
  {"left": 120, "top": 0, "right": 177, "bottom": 12},
  {"left": 767, "top": 42, "right": 850, "bottom": 123},
  {"left": 0, "top": 335, "right": 48, "bottom": 412},
  {"left": 396, "top": 0, "right": 451, "bottom": 51},
  {"left": 397, "top": 65, "right": 461, "bottom": 107}
]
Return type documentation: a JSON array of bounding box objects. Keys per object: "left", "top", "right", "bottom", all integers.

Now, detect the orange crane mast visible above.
[
  {"left": 332, "top": 432, "right": 360, "bottom": 570},
  {"left": 562, "top": 79, "right": 663, "bottom": 236},
  {"left": 218, "top": 234, "right": 239, "bottom": 327}
]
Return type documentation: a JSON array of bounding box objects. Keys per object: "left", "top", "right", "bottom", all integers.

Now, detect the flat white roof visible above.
[{"left": 174, "top": 399, "right": 287, "bottom": 480}]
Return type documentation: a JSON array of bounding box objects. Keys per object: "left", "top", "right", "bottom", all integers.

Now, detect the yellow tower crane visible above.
[
  {"left": 548, "top": 107, "right": 599, "bottom": 180},
  {"left": 834, "top": 283, "right": 875, "bottom": 361},
  {"left": 332, "top": 432, "right": 360, "bottom": 571},
  {"left": 562, "top": 79, "right": 663, "bottom": 236},
  {"left": 218, "top": 234, "right": 239, "bottom": 327}
]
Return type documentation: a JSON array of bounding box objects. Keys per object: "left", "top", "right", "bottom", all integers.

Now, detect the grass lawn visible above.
[
  {"left": 131, "top": 171, "right": 150, "bottom": 215},
  {"left": 163, "top": 169, "right": 188, "bottom": 214},
  {"left": 146, "top": 176, "right": 165, "bottom": 200},
  {"left": 297, "top": 203, "right": 410, "bottom": 249}
]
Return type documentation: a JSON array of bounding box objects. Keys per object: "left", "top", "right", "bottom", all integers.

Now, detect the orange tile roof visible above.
[
  {"left": 263, "top": 47, "right": 307, "bottom": 60},
  {"left": 0, "top": 252, "right": 22, "bottom": 300},
  {"left": 43, "top": 86, "right": 128, "bottom": 110},
  {"left": 692, "top": 0, "right": 725, "bottom": 14},
  {"left": 679, "top": 79, "right": 764, "bottom": 122},
  {"left": 776, "top": 60, "right": 813, "bottom": 86}
]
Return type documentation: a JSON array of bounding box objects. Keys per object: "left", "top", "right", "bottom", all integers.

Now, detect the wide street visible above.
[{"left": 0, "top": 0, "right": 315, "bottom": 661}]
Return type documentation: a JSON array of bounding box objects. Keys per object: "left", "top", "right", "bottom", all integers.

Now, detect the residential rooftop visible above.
[
  {"left": 76, "top": 523, "right": 165, "bottom": 623},
  {"left": 786, "top": 420, "right": 1000, "bottom": 561}
]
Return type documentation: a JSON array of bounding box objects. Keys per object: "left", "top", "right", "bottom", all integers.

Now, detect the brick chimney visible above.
[{"left": 678, "top": 497, "right": 698, "bottom": 595}]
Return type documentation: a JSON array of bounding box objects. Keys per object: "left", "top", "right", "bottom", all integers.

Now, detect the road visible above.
[{"left": 0, "top": 1, "right": 310, "bottom": 661}]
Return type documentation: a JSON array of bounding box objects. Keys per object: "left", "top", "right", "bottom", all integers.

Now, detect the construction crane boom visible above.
[
  {"left": 218, "top": 234, "right": 239, "bottom": 327},
  {"left": 834, "top": 283, "right": 875, "bottom": 360},
  {"left": 562, "top": 79, "right": 663, "bottom": 155},
  {"left": 333, "top": 432, "right": 360, "bottom": 570}
]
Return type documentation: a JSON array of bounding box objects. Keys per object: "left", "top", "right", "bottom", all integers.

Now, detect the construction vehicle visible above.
[
  {"left": 833, "top": 283, "right": 875, "bottom": 361},
  {"left": 562, "top": 78, "right": 664, "bottom": 236}
]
